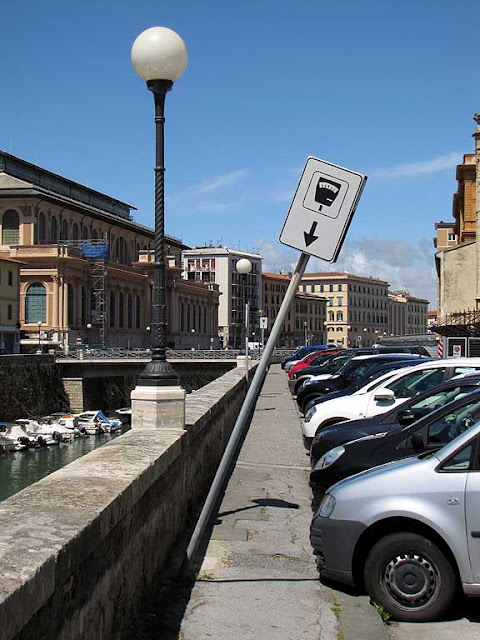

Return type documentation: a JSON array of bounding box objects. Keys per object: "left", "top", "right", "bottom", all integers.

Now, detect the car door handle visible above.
[
  {"left": 447, "top": 498, "right": 459, "bottom": 505},
  {"left": 471, "top": 532, "right": 480, "bottom": 538}
]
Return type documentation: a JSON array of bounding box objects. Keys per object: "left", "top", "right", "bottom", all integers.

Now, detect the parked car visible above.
[
  {"left": 309, "top": 373, "right": 480, "bottom": 467},
  {"left": 296, "top": 353, "right": 430, "bottom": 414},
  {"left": 289, "top": 352, "right": 353, "bottom": 394},
  {"left": 310, "top": 387, "right": 480, "bottom": 492},
  {"left": 302, "top": 358, "right": 480, "bottom": 449},
  {"left": 300, "top": 360, "right": 430, "bottom": 452},
  {"left": 310, "top": 421, "right": 480, "bottom": 622},
  {"left": 281, "top": 345, "right": 331, "bottom": 372},
  {"left": 288, "top": 348, "right": 341, "bottom": 379}
]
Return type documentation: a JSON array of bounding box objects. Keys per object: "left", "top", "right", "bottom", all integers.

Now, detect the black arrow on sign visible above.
[{"left": 303, "top": 221, "right": 318, "bottom": 247}]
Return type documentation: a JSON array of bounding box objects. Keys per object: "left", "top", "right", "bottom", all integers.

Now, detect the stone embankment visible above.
[{"left": 0, "top": 365, "right": 252, "bottom": 640}]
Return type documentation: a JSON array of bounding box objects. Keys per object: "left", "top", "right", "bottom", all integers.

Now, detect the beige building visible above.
[
  {"left": 262, "top": 272, "right": 327, "bottom": 346},
  {"left": 0, "top": 257, "right": 22, "bottom": 352},
  {"left": 433, "top": 114, "right": 480, "bottom": 338},
  {"left": 434, "top": 151, "right": 477, "bottom": 320},
  {"left": 0, "top": 151, "right": 219, "bottom": 351},
  {"left": 299, "top": 272, "right": 389, "bottom": 347},
  {"left": 388, "top": 291, "right": 429, "bottom": 336},
  {"left": 183, "top": 247, "right": 261, "bottom": 348}
]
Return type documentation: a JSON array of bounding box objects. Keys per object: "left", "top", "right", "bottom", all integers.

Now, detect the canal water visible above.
[{"left": 0, "top": 429, "right": 129, "bottom": 503}]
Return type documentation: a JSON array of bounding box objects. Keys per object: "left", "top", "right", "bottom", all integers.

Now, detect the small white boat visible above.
[
  {"left": 16, "top": 419, "right": 70, "bottom": 443},
  {"left": 0, "top": 423, "right": 37, "bottom": 448},
  {"left": 75, "top": 411, "right": 122, "bottom": 434}
]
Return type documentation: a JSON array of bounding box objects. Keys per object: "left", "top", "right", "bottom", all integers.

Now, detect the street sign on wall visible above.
[
  {"left": 259, "top": 317, "right": 268, "bottom": 329},
  {"left": 279, "top": 157, "right": 367, "bottom": 262}
]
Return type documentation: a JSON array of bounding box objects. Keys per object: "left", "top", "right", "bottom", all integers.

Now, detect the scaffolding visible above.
[{"left": 63, "top": 239, "right": 109, "bottom": 347}]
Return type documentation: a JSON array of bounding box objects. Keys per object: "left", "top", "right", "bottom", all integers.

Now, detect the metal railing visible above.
[{"left": 55, "top": 348, "right": 256, "bottom": 361}]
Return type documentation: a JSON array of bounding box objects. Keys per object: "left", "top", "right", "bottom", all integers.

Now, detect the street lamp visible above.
[
  {"left": 131, "top": 26, "right": 188, "bottom": 387},
  {"left": 304, "top": 321, "right": 308, "bottom": 347},
  {"left": 236, "top": 258, "right": 252, "bottom": 380},
  {"left": 362, "top": 326, "right": 368, "bottom": 347},
  {"left": 191, "top": 328, "right": 198, "bottom": 350},
  {"left": 36, "top": 320, "right": 42, "bottom": 354}
]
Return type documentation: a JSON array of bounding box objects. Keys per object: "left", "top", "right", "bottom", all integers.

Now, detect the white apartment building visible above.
[{"left": 183, "top": 246, "right": 262, "bottom": 348}]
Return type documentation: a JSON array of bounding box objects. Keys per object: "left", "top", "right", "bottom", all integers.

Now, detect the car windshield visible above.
[
  {"left": 408, "top": 385, "right": 479, "bottom": 418},
  {"left": 341, "top": 360, "right": 383, "bottom": 382}
]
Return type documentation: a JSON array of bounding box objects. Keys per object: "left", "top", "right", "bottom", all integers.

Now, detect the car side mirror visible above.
[
  {"left": 397, "top": 409, "right": 417, "bottom": 426},
  {"left": 373, "top": 388, "right": 395, "bottom": 402},
  {"left": 411, "top": 431, "right": 425, "bottom": 449}
]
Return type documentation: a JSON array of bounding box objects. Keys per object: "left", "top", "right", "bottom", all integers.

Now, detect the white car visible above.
[{"left": 302, "top": 358, "right": 480, "bottom": 448}]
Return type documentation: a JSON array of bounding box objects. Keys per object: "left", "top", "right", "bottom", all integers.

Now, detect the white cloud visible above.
[
  {"left": 257, "top": 236, "right": 436, "bottom": 306},
  {"left": 372, "top": 152, "right": 462, "bottom": 179},
  {"left": 193, "top": 169, "right": 249, "bottom": 194}
]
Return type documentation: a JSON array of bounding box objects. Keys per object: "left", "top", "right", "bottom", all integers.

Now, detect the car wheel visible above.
[{"left": 364, "top": 532, "right": 457, "bottom": 622}]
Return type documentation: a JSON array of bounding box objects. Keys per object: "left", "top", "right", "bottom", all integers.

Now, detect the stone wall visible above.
[
  {"left": 0, "top": 365, "right": 252, "bottom": 640},
  {"left": 0, "top": 355, "right": 69, "bottom": 420}
]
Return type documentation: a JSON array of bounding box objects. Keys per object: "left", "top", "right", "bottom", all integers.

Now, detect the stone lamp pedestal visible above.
[{"left": 131, "top": 384, "right": 186, "bottom": 430}]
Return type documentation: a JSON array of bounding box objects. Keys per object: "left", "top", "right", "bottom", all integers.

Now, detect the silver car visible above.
[{"left": 310, "top": 421, "right": 480, "bottom": 622}]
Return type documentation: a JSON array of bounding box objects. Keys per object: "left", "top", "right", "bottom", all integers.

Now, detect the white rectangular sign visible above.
[
  {"left": 259, "top": 316, "right": 268, "bottom": 329},
  {"left": 279, "top": 157, "right": 367, "bottom": 262}
]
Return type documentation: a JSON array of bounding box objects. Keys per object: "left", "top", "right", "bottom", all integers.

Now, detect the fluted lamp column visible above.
[{"left": 130, "top": 26, "right": 188, "bottom": 430}]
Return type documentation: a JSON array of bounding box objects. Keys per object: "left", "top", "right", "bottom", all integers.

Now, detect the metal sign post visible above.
[{"left": 185, "top": 156, "right": 367, "bottom": 569}]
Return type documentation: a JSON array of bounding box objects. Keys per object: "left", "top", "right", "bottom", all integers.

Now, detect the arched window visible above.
[
  {"left": 204, "top": 306, "right": 207, "bottom": 333},
  {"left": 119, "top": 292, "right": 124, "bottom": 328},
  {"left": 38, "top": 212, "right": 46, "bottom": 244},
  {"left": 193, "top": 305, "right": 196, "bottom": 330},
  {"left": 136, "top": 295, "right": 141, "bottom": 330},
  {"left": 92, "top": 228, "right": 98, "bottom": 240},
  {"left": 109, "top": 292, "right": 116, "bottom": 328},
  {"left": 328, "top": 311, "right": 335, "bottom": 322},
  {"left": 2, "top": 209, "right": 19, "bottom": 245},
  {"left": 72, "top": 223, "right": 79, "bottom": 241},
  {"left": 336, "top": 311, "right": 343, "bottom": 322},
  {"left": 181, "top": 302, "right": 185, "bottom": 332},
  {"left": 127, "top": 294, "right": 133, "bottom": 329},
  {"left": 81, "top": 287, "right": 87, "bottom": 325},
  {"left": 60, "top": 219, "right": 69, "bottom": 241},
  {"left": 67, "top": 284, "right": 74, "bottom": 325},
  {"left": 50, "top": 217, "right": 58, "bottom": 243},
  {"left": 82, "top": 225, "right": 88, "bottom": 240},
  {"left": 25, "top": 283, "right": 46, "bottom": 323}
]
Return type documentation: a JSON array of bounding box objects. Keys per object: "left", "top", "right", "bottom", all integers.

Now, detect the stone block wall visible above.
[{"left": 0, "top": 366, "right": 252, "bottom": 640}]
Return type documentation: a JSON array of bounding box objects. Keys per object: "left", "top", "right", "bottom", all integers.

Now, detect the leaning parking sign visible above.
[{"left": 279, "top": 157, "right": 367, "bottom": 262}]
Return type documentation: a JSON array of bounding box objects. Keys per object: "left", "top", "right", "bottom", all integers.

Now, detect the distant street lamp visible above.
[
  {"left": 36, "top": 320, "right": 42, "bottom": 354},
  {"left": 236, "top": 258, "right": 252, "bottom": 380},
  {"left": 131, "top": 26, "right": 188, "bottom": 387},
  {"left": 304, "top": 321, "right": 308, "bottom": 347}
]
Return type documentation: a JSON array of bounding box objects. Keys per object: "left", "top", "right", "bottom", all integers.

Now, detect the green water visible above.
[{"left": 0, "top": 429, "right": 128, "bottom": 503}]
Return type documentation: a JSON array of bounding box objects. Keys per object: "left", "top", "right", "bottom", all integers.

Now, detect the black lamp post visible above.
[{"left": 131, "top": 27, "right": 188, "bottom": 386}]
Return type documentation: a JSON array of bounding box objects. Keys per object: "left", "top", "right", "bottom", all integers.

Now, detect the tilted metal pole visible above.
[
  {"left": 245, "top": 299, "right": 250, "bottom": 382},
  {"left": 186, "top": 251, "right": 310, "bottom": 566}
]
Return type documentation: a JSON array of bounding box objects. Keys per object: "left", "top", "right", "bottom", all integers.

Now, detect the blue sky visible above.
[{"left": 1, "top": 0, "right": 478, "bottom": 306}]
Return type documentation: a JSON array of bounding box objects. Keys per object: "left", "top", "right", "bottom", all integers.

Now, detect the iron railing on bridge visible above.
[{"left": 54, "top": 347, "right": 297, "bottom": 361}]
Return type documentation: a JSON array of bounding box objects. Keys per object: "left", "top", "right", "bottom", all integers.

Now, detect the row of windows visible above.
[
  {"left": 264, "top": 283, "right": 288, "bottom": 293},
  {"left": 180, "top": 302, "right": 212, "bottom": 333},
  {"left": 24, "top": 283, "right": 143, "bottom": 330},
  {"left": 301, "top": 282, "right": 387, "bottom": 295},
  {"left": 1, "top": 209, "right": 153, "bottom": 266}
]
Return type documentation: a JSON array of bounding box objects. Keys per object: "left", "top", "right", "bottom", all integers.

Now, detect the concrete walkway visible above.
[{"left": 179, "top": 364, "right": 387, "bottom": 640}]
